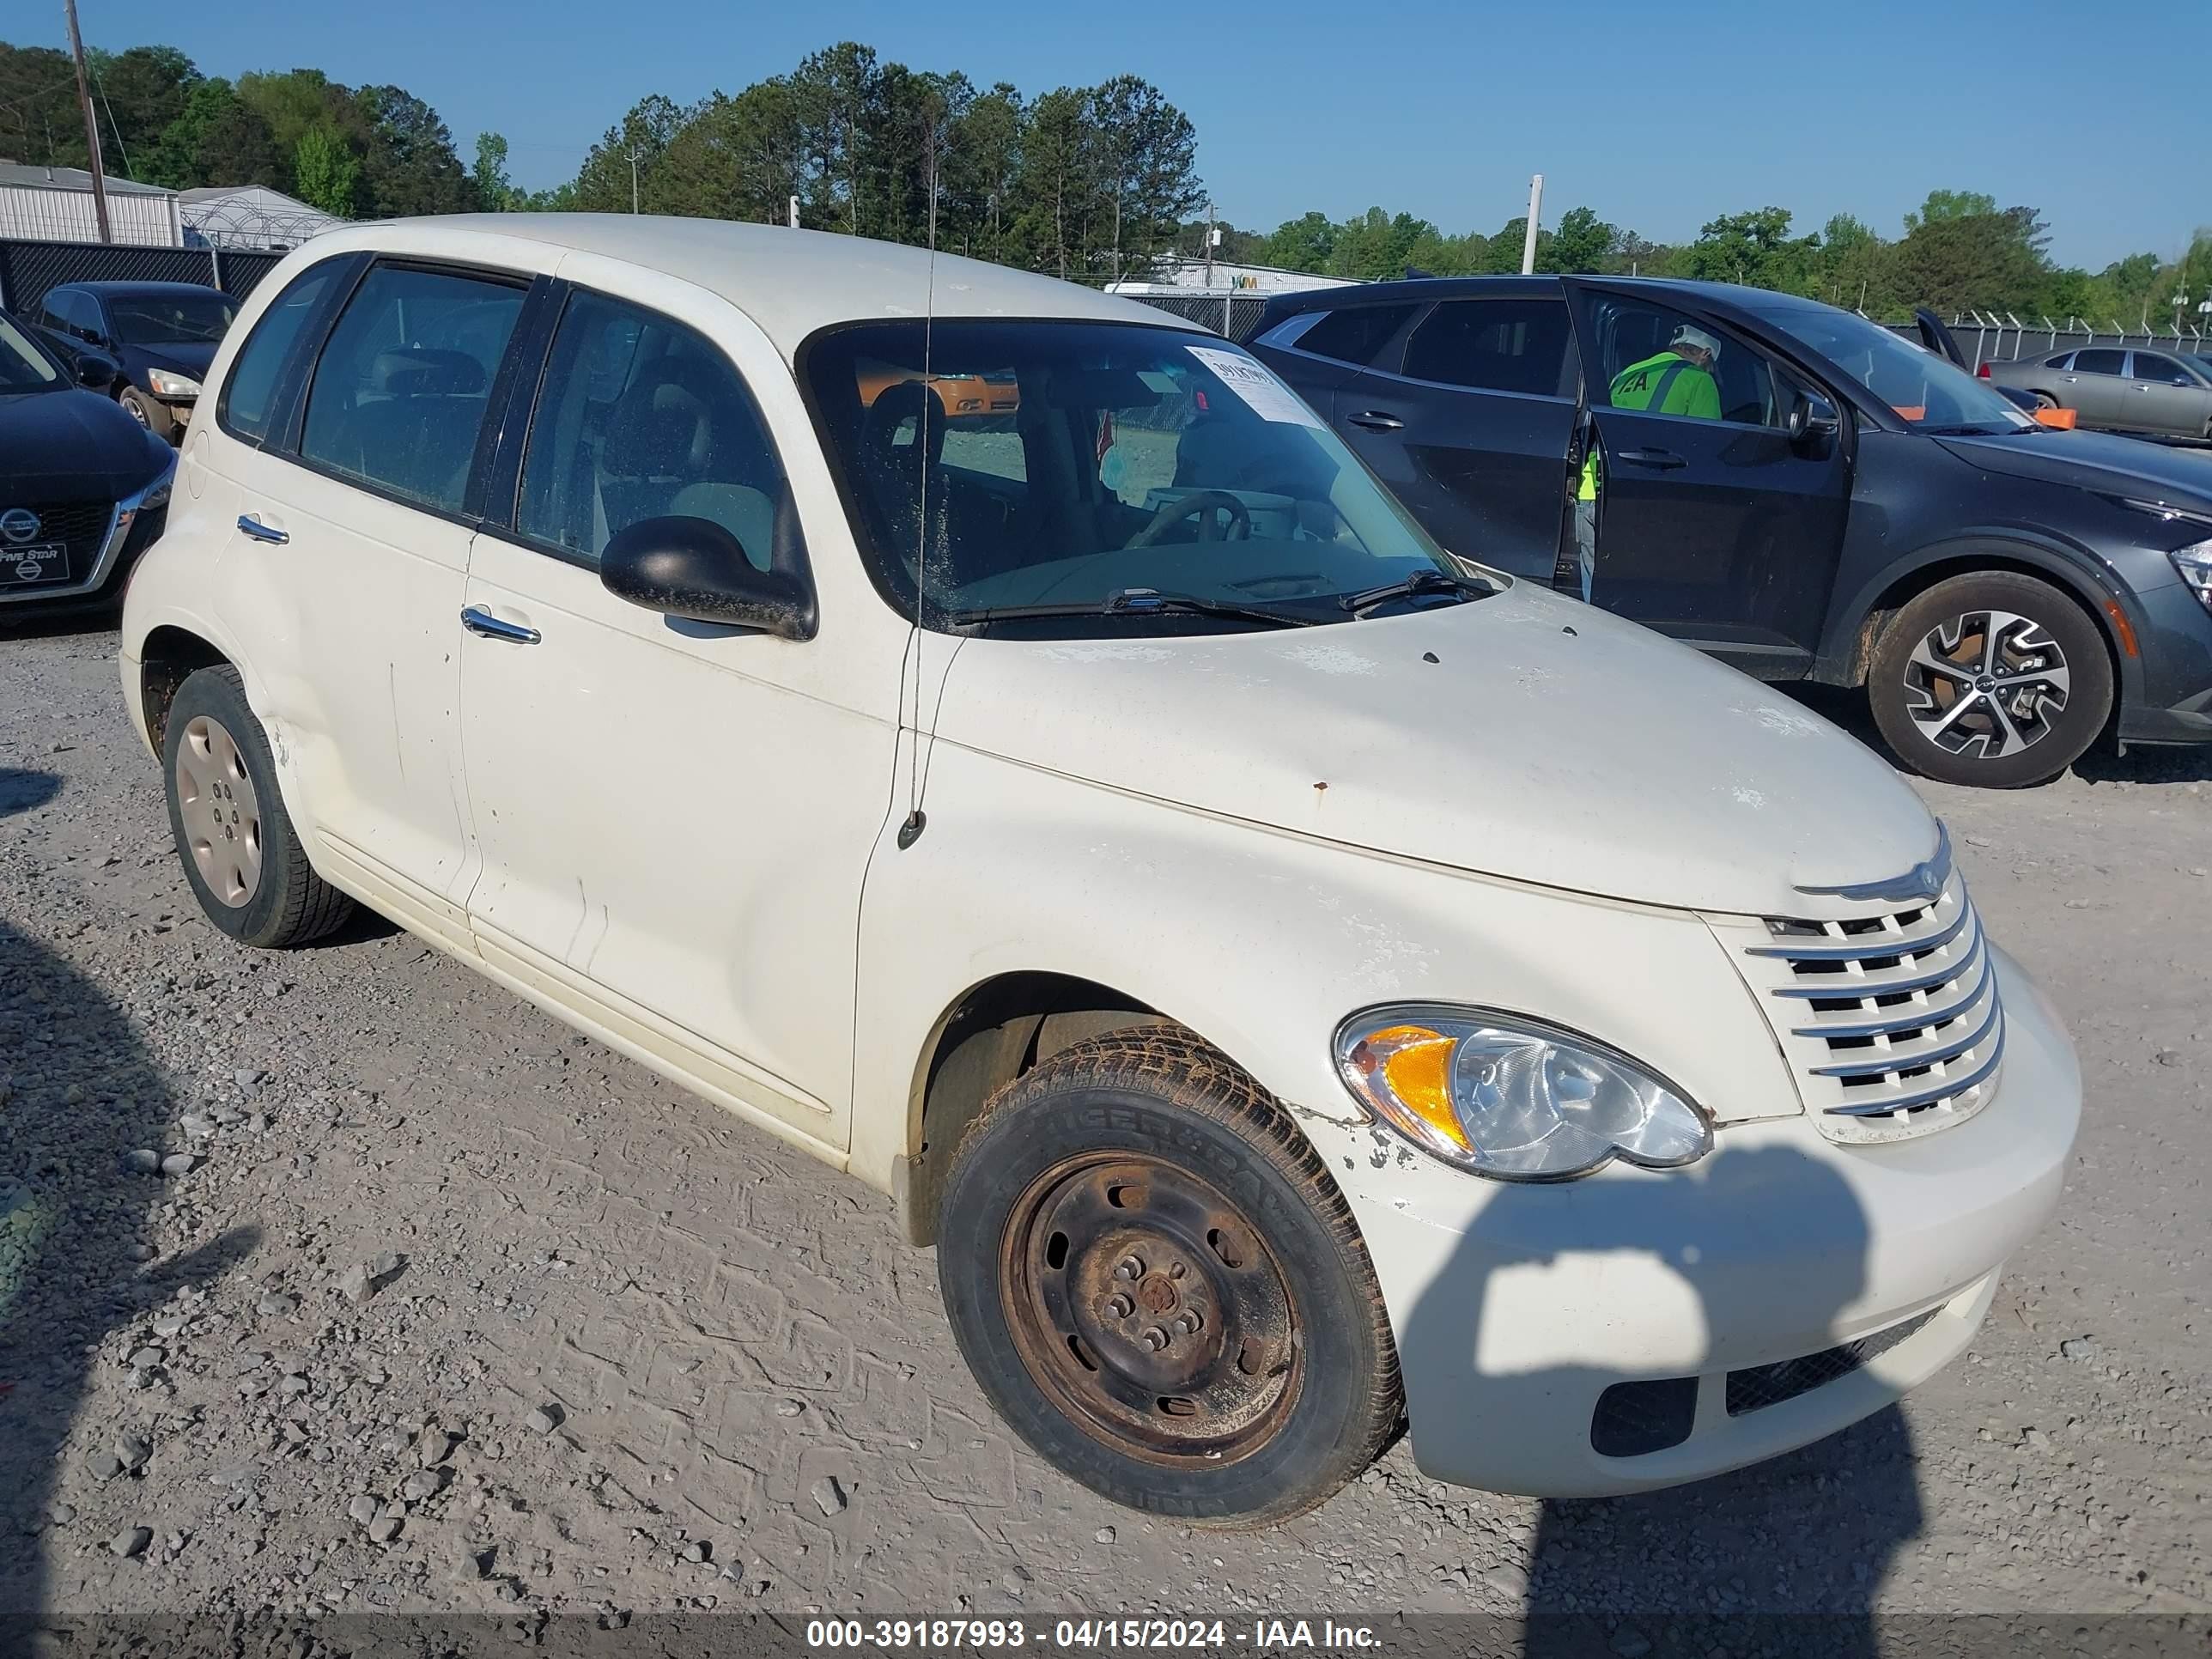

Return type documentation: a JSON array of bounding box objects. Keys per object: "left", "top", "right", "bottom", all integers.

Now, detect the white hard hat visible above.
[{"left": 1671, "top": 323, "right": 1722, "bottom": 357}]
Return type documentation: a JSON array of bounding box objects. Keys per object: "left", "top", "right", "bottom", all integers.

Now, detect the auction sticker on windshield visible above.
[{"left": 1188, "top": 345, "right": 1323, "bottom": 427}]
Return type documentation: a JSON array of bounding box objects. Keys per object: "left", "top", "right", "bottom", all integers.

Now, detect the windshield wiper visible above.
[
  {"left": 1339, "top": 567, "right": 1492, "bottom": 615},
  {"left": 945, "top": 588, "right": 1320, "bottom": 629}
]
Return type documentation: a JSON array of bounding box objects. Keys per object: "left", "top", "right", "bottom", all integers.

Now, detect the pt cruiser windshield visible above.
[{"left": 802, "top": 320, "right": 1492, "bottom": 631}]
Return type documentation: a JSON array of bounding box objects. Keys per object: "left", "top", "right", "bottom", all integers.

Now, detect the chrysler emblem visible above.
[
  {"left": 1796, "top": 823, "right": 1952, "bottom": 905},
  {"left": 0, "top": 507, "right": 39, "bottom": 543}
]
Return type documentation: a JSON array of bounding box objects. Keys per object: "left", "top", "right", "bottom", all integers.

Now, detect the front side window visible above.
[
  {"left": 0, "top": 313, "right": 61, "bottom": 392},
  {"left": 1402, "top": 298, "right": 1574, "bottom": 396},
  {"left": 1755, "top": 303, "right": 2035, "bottom": 434},
  {"left": 299, "top": 265, "right": 524, "bottom": 512},
  {"left": 802, "top": 319, "right": 1486, "bottom": 634},
  {"left": 1588, "top": 296, "right": 1778, "bottom": 427},
  {"left": 219, "top": 264, "right": 339, "bottom": 443},
  {"left": 2074, "top": 348, "right": 2128, "bottom": 376},
  {"left": 2130, "top": 352, "right": 2195, "bottom": 386},
  {"left": 109, "top": 291, "right": 236, "bottom": 346},
  {"left": 517, "top": 289, "right": 798, "bottom": 572}
]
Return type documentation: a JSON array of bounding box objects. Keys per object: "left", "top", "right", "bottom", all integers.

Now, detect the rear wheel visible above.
[
  {"left": 162, "top": 665, "right": 355, "bottom": 947},
  {"left": 1868, "top": 570, "right": 2113, "bottom": 788},
  {"left": 2030, "top": 391, "right": 2060, "bottom": 410},
  {"left": 937, "top": 1026, "right": 1400, "bottom": 1525}
]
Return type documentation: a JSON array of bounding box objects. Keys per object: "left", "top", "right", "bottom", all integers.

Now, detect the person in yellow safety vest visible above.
[{"left": 1573, "top": 323, "right": 1724, "bottom": 600}]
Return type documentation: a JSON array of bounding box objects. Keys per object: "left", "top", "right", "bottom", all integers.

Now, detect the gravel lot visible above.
[{"left": 0, "top": 623, "right": 2205, "bottom": 1638}]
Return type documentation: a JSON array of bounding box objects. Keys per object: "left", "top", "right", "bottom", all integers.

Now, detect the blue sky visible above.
[{"left": 57, "top": 0, "right": 2204, "bottom": 268}]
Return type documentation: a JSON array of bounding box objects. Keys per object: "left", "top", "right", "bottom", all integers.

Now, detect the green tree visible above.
[
  {"left": 472, "top": 131, "right": 518, "bottom": 210},
  {"left": 0, "top": 44, "right": 83, "bottom": 167},
  {"left": 142, "top": 76, "right": 284, "bottom": 191},
  {"left": 354, "top": 85, "right": 477, "bottom": 216},
  {"left": 945, "top": 83, "right": 1022, "bottom": 258},
  {"left": 1540, "top": 205, "right": 1616, "bottom": 274},
  {"left": 292, "top": 121, "right": 359, "bottom": 216},
  {"left": 87, "top": 45, "right": 198, "bottom": 179},
  {"left": 1680, "top": 206, "right": 1819, "bottom": 291},
  {"left": 1888, "top": 205, "right": 2052, "bottom": 313},
  {"left": 1010, "top": 86, "right": 1091, "bottom": 278},
  {"left": 572, "top": 94, "right": 689, "bottom": 213},
  {"left": 1261, "top": 211, "right": 1336, "bottom": 272},
  {"left": 1903, "top": 188, "right": 1997, "bottom": 234}
]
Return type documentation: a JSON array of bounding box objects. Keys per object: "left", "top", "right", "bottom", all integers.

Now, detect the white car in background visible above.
[{"left": 119, "top": 216, "right": 2081, "bottom": 1522}]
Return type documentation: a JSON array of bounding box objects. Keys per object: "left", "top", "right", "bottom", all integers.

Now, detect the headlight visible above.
[
  {"left": 146, "top": 369, "right": 201, "bottom": 398},
  {"left": 1334, "top": 1006, "right": 1711, "bottom": 1181},
  {"left": 2172, "top": 539, "right": 2212, "bottom": 616}
]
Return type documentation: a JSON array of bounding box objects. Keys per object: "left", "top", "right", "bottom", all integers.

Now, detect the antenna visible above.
[{"left": 897, "top": 108, "right": 942, "bottom": 851}]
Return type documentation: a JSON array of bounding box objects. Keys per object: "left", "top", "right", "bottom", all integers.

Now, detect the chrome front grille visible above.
[{"left": 1720, "top": 835, "right": 2005, "bottom": 1142}]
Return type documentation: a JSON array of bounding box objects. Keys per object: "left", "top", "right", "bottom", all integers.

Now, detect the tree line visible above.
[
  {"left": 1206, "top": 191, "right": 2211, "bottom": 331},
  {"left": 4, "top": 34, "right": 2204, "bottom": 328}
]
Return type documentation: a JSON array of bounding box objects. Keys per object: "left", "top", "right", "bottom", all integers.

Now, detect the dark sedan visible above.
[
  {"left": 1250, "top": 275, "right": 2212, "bottom": 787},
  {"left": 33, "top": 280, "right": 237, "bottom": 444},
  {"left": 0, "top": 307, "right": 174, "bottom": 620}
]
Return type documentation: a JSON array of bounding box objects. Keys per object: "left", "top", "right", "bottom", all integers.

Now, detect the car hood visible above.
[
  {"left": 933, "top": 584, "right": 1937, "bottom": 917},
  {"left": 1936, "top": 428, "right": 2212, "bottom": 513},
  {"left": 127, "top": 340, "right": 217, "bottom": 380},
  {"left": 0, "top": 387, "right": 167, "bottom": 498}
]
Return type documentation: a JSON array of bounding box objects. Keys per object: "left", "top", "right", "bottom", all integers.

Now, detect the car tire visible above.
[
  {"left": 2030, "top": 391, "right": 2059, "bottom": 410},
  {"left": 119, "top": 386, "right": 177, "bottom": 442},
  {"left": 162, "top": 665, "right": 355, "bottom": 948},
  {"left": 937, "top": 1024, "right": 1401, "bottom": 1526},
  {"left": 1868, "top": 570, "right": 2114, "bottom": 789}
]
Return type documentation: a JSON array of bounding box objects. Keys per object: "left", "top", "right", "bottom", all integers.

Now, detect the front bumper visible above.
[
  {"left": 1346, "top": 945, "right": 2080, "bottom": 1498},
  {"left": 2122, "top": 581, "right": 2212, "bottom": 745}
]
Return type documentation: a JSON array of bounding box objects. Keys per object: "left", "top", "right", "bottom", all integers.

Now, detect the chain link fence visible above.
[
  {"left": 0, "top": 237, "right": 285, "bottom": 320},
  {"left": 1119, "top": 291, "right": 1274, "bottom": 341},
  {"left": 1916, "top": 316, "right": 2211, "bottom": 370}
]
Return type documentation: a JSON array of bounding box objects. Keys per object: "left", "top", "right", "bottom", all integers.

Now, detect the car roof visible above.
[
  {"left": 59, "top": 281, "right": 230, "bottom": 299},
  {"left": 290, "top": 215, "right": 1194, "bottom": 359}
]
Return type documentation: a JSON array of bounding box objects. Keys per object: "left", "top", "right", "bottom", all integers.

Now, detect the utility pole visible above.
[
  {"left": 628, "top": 149, "right": 640, "bottom": 215},
  {"left": 1203, "top": 200, "right": 1216, "bottom": 289},
  {"left": 1519, "top": 173, "right": 1543, "bottom": 275},
  {"left": 787, "top": 194, "right": 799, "bottom": 229},
  {"left": 64, "top": 0, "right": 112, "bottom": 244}
]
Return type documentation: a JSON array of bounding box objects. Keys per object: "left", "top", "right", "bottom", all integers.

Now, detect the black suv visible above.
[
  {"left": 1250, "top": 276, "right": 2212, "bottom": 787},
  {"left": 33, "top": 280, "right": 237, "bottom": 444}
]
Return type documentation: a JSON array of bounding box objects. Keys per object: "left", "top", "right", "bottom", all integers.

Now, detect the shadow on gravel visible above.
[
  {"left": 0, "top": 916, "right": 261, "bottom": 1628},
  {"left": 0, "top": 771, "right": 63, "bottom": 820},
  {"left": 1401, "top": 1144, "right": 1924, "bottom": 1657}
]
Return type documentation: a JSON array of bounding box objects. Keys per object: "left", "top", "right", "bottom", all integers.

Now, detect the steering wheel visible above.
[{"left": 1127, "top": 489, "right": 1252, "bottom": 548}]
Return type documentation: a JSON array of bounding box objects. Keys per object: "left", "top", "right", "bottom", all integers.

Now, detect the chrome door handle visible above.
[
  {"left": 1346, "top": 410, "right": 1405, "bottom": 431},
  {"left": 236, "top": 514, "right": 288, "bottom": 544},
  {"left": 460, "top": 605, "right": 542, "bottom": 645}
]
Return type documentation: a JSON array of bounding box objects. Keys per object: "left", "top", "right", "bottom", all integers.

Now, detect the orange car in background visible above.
[{"left": 854, "top": 360, "right": 1020, "bottom": 418}]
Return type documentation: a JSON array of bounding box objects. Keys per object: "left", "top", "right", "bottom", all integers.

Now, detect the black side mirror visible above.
[
  {"left": 1786, "top": 392, "right": 1840, "bottom": 447},
  {"left": 76, "top": 351, "right": 117, "bottom": 388},
  {"left": 600, "top": 515, "right": 817, "bottom": 641}
]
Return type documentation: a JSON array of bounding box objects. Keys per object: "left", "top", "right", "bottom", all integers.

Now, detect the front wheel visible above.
[
  {"left": 1867, "top": 570, "right": 2114, "bottom": 788},
  {"left": 937, "top": 1026, "right": 1401, "bottom": 1525},
  {"left": 119, "top": 386, "right": 177, "bottom": 442}
]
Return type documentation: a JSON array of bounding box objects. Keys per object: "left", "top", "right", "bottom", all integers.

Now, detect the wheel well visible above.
[
  {"left": 1847, "top": 554, "right": 2124, "bottom": 697},
  {"left": 898, "top": 973, "right": 1164, "bottom": 1247},
  {"left": 139, "top": 626, "right": 232, "bottom": 752}
]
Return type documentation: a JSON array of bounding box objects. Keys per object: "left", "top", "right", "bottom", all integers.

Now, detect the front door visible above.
[
  {"left": 1328, "top": 295, "right": 1580, "bottom": 578},
  {"left": 213, "top": 258, "right": 530, "bottom": 949},
  {"left": 1565, "top": 283, "right": 1850, "bottom": 674},
  {"left": 458, "top": 283, "right": 894, "bottom": 1151},
  {"left": 2123, "top": 351, "right": 2209, "bottom": 437}
]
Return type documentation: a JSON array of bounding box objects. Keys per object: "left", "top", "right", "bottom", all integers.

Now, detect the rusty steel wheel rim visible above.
[
  {"left": 1000, "top": 1153, "right": 1302, "bottom": 1468},
  {"left": 175, "top": 714, "right": 263, "bottom": 907}
]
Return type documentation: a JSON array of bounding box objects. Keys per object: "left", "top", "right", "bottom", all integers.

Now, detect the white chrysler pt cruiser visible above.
[{"left": 119, "top": 216, "right": 2080, "bottom": 1523}]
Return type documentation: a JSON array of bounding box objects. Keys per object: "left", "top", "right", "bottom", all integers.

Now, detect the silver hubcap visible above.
[
  {"left": 176, "top": 715, "right": 263, "bottom": 906},
  {"left": 1903, "top": 608, "right": 2071, "bottom": 761}
]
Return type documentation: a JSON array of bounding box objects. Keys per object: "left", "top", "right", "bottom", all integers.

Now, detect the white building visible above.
[
  {"left": 1105, "top": 258, "right": 1355, "bottom": 298},
  {"left": 0, "top": 163, "right": 183, "bottom": 246},
  {"left": 179, "top": 185, "right": 346, "bottom": 252}
]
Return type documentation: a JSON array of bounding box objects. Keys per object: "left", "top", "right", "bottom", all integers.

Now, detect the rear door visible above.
[
  {"left": 1249, "top": 299, "right": 1423, "bottom": 417},
  {"left": 2123, "top": 350, "right": 2211, "bottom": 437},
  {"left": 1328, "top": 295, "right": 1579, "bottom": 577},
  {"left": 2063, "top": 348, "right": 2131, "bottom": 426},
  {"left": 1564, "top": 282, "right": 1850, "bottom": 672}
]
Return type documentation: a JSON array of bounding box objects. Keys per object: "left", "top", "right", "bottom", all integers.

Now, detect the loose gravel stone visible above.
[
  {"left": 368, "top": 1516, "right": 403, "bottom": 1544},
  {"left": 257, "top": 1291, "right": 298, "bottom": 1317},
  {"left": 810, "top": 1475, "right": 847, "bottom": 1517},
  {"left": 109, "top": 1527, "right": 152, "bottom": 1559},
  {"left": 158, "top": 1152, "right": 198, "bottom": 1177},
  {"left": 349, "top": 1494, "right": 380, "bottom": 1526},
  {"left": 526, "top": 1404, "right": 563, "bottom": 1435}
]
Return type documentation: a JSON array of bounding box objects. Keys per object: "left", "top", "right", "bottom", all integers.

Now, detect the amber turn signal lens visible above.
[{"left": 1350, "top": 1024, "right": 1468, "bottom": 1151}]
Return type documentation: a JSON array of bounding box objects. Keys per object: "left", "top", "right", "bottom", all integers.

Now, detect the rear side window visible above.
[
  {"left": 221, "top": 264, "right": 340, "bottom": 445},
  {"left": 2042, "top": 351, "right": 2075, "bottom": 368},
  {"left": 300, "top": 265, "right": 525, "bottom": 513},
  {"left": 1402, "top": 298, "right": 1574, "bottom": 396},
  {"left": 516, "top": 289, "right": 797, "bottom": 572},
  {"left": 1293, "top": 303, "right": 1419, "bottom": 368},
  {"left": 2073, "top": 348, "right": 2127, "bottom": 376}
]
